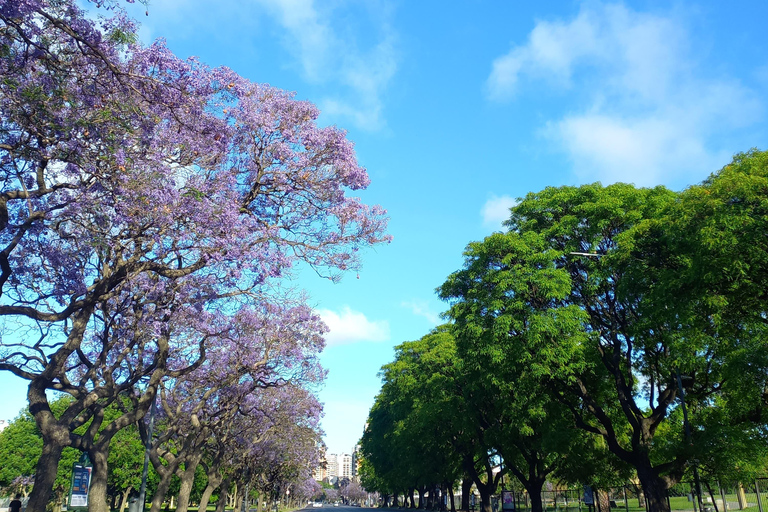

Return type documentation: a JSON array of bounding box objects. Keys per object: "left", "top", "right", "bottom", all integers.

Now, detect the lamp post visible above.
[
  {"left": 676, "top": 371, "right": 705, "bottom": 512},
  {"left": 134, "top": 393, "right": 157, "bottom": 512}
]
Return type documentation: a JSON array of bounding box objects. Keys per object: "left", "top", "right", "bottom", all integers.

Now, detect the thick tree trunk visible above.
[
  {"left": 470, "top": 472, "right": 495, "bottom": 512},
  {"left": 150, "top": 466, "right": 176, "bottom": 512},
  {"left": 527, "top": 483, "right": 544, "bottom": 512},
  {"left": 449, "top": 484, "right": 456, "bottom": 512},
  {"left": 215, "top": 476, "right": 233, "bottom": 512},
  {"left": 461, "top": 479, "right": 472, "bottom": 511},
  {"left": 175, "top": 454, "right": 203, "bottom": 512},
  {"left": 636, "top": 463, "right": 670, "bottom": 512},
  {"left": 27, "top": 436, "right": 66, "bottom": 512},
  {"left": 596, "top": 490, "right": 611, "bottom": 512},
  {"left": 88, "top": 442, "right": 111, "bottom": 512},
  {"left": 198, "top": 474, "right": 222, "bottom": 512},
  {"left": 478, "top": 488, "right": 492, "bottom": 512},
  {"left": 418, "top": 488, "right": 425, "bottom": 509}
]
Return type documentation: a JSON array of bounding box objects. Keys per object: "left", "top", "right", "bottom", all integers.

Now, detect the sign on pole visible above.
[
  {"left": 583, "top": 486, "right": 594, "bottom": 507},
  {"left": 69, "top": 455, "right": 93, "bottom": 511},
  {"left": 501, "top": 491, "right": 515, "bottom": 511}
]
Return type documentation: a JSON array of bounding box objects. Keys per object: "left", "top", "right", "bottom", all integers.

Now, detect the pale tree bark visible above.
[{"left": 118, "top": 487, "right": 133, "bottom": 512}]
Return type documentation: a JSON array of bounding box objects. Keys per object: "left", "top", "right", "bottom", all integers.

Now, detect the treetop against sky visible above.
[{"left": 0, "top": 0, "right": 767, "bottom": 456}]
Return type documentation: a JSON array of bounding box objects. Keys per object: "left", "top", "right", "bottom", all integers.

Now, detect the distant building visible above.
[
  {"left": 340, "top": 453, "right": 353, "bottom": 479},
  {"left": 327, "top": 453, "right": 340, "bottom": 478},
  {"left": 352, "top": 445, "right": 362, "bottom": 480},
  {"left": 318, "top": 452, "right": 354, "bottom": 480},
  {"left": 313, "top": 453, "right": 329, "bottom": 481}
]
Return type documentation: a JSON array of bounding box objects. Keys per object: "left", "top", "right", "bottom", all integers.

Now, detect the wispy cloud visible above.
[
  {"left": 401, "top": 300, "right": 441, "bottom": 326},
  {"left": 117, "top": 0, "right": 397, "bottom": 131},
  {"left": 317, "top": 306, "right": 390, "bottom": 347},
  {"left": 256, "top": 0, "right": 398, "bottom": 131},
  {"left": 486, "top": 2, "right": 764, "bottom": 186},
  {"left": 481, "top": 195, "right": 517, "bottom": 228}
]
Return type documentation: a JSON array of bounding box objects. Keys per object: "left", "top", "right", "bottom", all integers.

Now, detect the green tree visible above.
[
  {"left": 0, "top": 400, "right": 82, "bottom": 508},
  {"left": 0, "top": 398, "right": 155, "bottom": 510},
  {"left": 0, "top": 409, "right": 40, "bottom": 492},
  {"left": 363, "top": 326, "right": 502, "bottom": 512},
  {"left": 440, "top": 173, "right": 767, "bottom": 512}
]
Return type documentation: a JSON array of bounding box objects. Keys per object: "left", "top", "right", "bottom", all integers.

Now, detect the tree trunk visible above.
[
  {"left": 737, "top": 485, "right": 747, "bottom": 510},
  {"left": 470, "top": 473, "right": 495, "bottom": 512},
  {"left": 636, "top": 463, "right": 670, "bottom": 512},
  {"left": 150, "top": 466, "right": 176, "bottom": 512},
  {"left": 88, "top": 442, "right": 112, "bottom": 512},
  {"left": 26, "top": 436, "right": 66, "bottom": 512},
  {"left": 175, "top": 454, "right": 203, "bottom": 512},
  {"left": 198, "top": 475, "right": 222, "bottom": 512},
  {"left": 119, "top": 487, "right": 133, "bottom": 512},
  {"left": 215, "top": 476, "right": 233, "bottom": 512},
  {"left": 461, "top": 479, "right": 472, "bottom": 511},
  {"left": 478, "top": 489, "right": 491, "bottom": 512},
  {"left": 418, "top": 488, "right": 425, "bottom": 509},
  {"left": 596, "top": 490, "right": 611, "bottom": 512},
  {"left": 449, "top": 484, "right": 456, "bottom": 512},
  {"left": 527, "top": 483, "right": 544, "bottom": 512}
]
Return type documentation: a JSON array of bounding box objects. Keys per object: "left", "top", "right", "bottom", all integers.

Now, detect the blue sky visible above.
[{"left": 1, "top": 0, "right": 767, "bottom": 456}]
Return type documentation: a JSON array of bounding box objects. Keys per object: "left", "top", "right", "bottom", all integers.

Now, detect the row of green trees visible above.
[{"left": 360, "top": 150, "right": 768, "bottom": 512}]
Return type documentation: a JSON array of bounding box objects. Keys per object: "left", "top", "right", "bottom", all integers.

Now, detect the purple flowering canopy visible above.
[{"left": 0, "top": 1, "right": 388, "bottom": 509}]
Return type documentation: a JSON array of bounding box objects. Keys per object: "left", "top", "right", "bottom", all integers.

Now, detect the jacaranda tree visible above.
[{"left": 0, "top": 1, "right": 389, "bottom": 510}]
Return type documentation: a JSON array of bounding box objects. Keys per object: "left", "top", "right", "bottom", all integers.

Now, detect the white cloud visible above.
[
  {"left": 317, "top": 306, "right": 389, "bottom": 347},
  {"left": 482, "top": 195, "right": 517, "bottom": 228},
  {"left": 115, "top": 0, "right": 397, "bottom": 131},
  {"left": 400, "top": 300, "right": 441, "bottom": 326},
  {"left": 254, "top": 0, "right": 332, "bottom": 82},
  {"left": 487, "top": 3, "right": 764, "bottom": 186},
  {"left": 256, "top": 0, "right": 397, "bottom": 130}
]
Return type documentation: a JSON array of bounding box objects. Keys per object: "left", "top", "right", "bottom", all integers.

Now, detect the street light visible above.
[{"left": 676, "top": 371, "right": 705, "bottom": 512}]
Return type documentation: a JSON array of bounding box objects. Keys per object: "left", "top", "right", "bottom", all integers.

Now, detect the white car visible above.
[{"left": 312, "top": 503, "right": 323, "bottom": 508}]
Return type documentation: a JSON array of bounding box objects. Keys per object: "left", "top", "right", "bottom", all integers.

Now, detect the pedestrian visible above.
[{"left": 9, "top": 494, "right": 23, "bottom": 512}]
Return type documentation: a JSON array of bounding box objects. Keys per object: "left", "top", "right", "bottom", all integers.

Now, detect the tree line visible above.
[
  {"left": 0, "top": 1, "right": 389, "bottom": 511},
  {"left": 360, "top": 150, "right": 768, "bottom": 512},
  {"left": 1, "top": 394, "right": 326, "bottom": 512}
]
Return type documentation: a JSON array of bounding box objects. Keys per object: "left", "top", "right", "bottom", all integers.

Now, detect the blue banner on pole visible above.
[{"left": 70, "top": 464, "right": 92, "bottom": 509}]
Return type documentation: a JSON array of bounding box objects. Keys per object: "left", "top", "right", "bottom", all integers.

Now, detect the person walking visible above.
[{"left": 9, "top": 494, "right": 23, "bottom": 512}]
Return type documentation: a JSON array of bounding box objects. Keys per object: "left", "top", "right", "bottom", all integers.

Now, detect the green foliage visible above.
[
  {"left": 0, "top": 409, "right": 41, "bottom": 489},
  {"left": 363, "top": 150, "right": 768, "bottom": 510},
  {"left": 0, "top": 400, "right": 80, "bottom": 501},
  {"left": 0, "top": 397, "right": 158, "bottom": 503},
  {"left": 361, "top": 326, "right": 466, "bottom": 493},
  {"left": 440, "top": 151, "right": 768, "bottom": 508}
]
